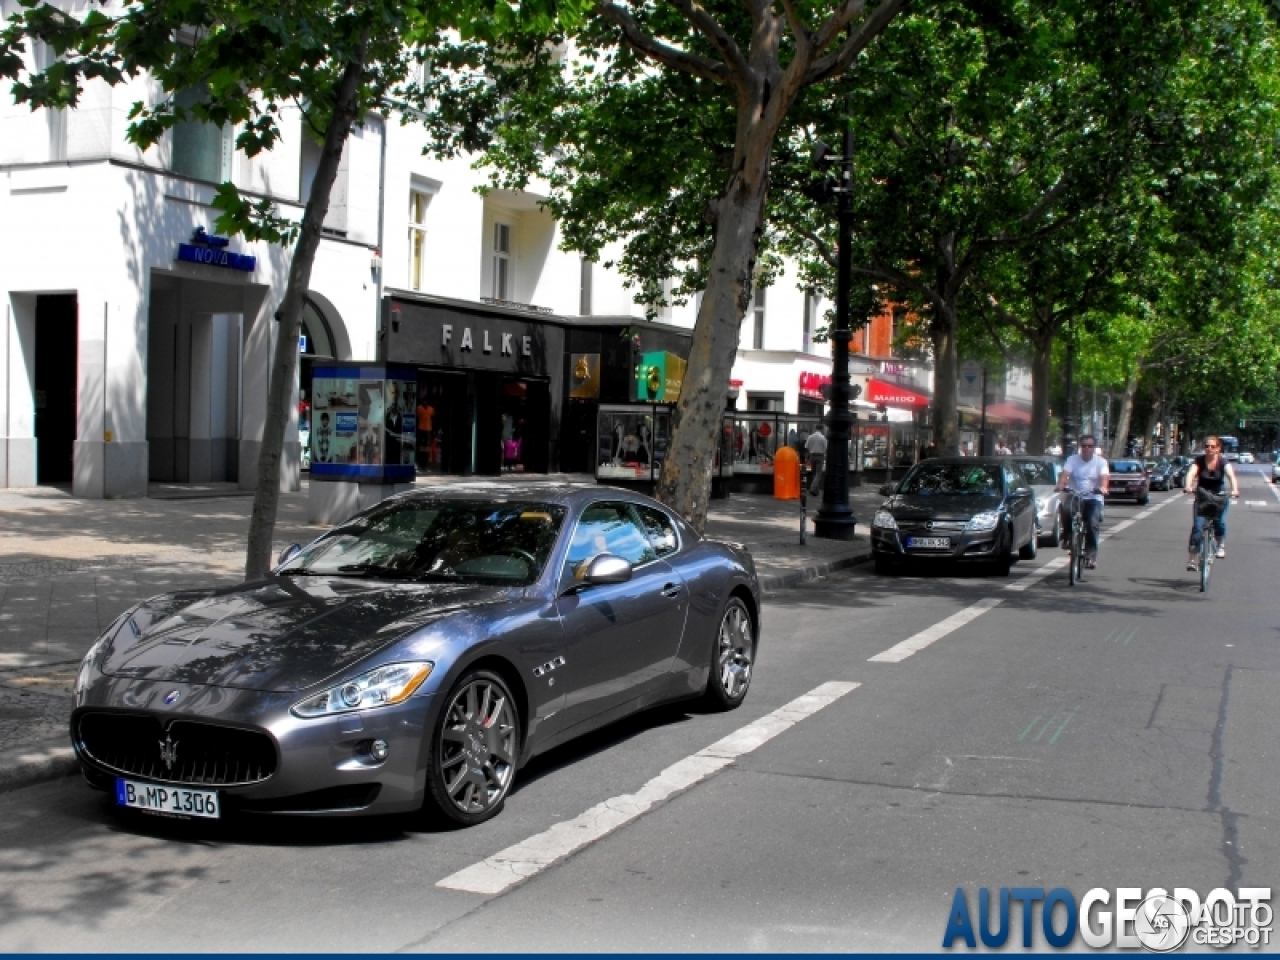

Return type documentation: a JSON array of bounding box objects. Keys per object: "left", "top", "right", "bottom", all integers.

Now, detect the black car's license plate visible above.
[
  {"left": 115, "top": 778, "right": 220, "bottom": 819},
  {"left": 905, "top": 536, "right": 951, "bottom": 549}
]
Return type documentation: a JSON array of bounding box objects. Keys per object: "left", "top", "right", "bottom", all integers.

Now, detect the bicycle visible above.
[
  {"left": 1193, "top": 489, "right": 1231, "bottom": 593},
  {"left": 1064, "top": 490, "right": 1089, "bottom": 586}
]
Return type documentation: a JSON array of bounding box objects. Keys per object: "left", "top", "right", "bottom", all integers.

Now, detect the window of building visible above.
[
  {"left": 751, "top": 287, "right": 767, "bottom": 349},
  {"left": 803, "top": 290, "right": 819, "bottom": 353},
  {"left": 579, "top": 257, "right": 593, "bottom": 315},
  {"left": 171, "top": 86, "right": 232, "bottom": 182},
  {"left": 748, "top": 392, "right": 784, "bottom": 412},
  {"left": 408, "top": 186, "right": 433, "bottom": 291},
  {"left": 492, "top": 222, "right": 512, "bottom": 299}
]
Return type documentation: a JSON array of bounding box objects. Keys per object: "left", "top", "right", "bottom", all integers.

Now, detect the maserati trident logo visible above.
[{"left": 158, "top": 734, "right": 179, "bottom": 771}]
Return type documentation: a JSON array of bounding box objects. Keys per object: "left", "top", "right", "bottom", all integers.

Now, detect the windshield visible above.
[
  {"left": 1015, "top": 460, "right": 1058, "bottom": 486},
  {"left": 899, "top": 464, "right": 1002, "bottom": 496},
  {"left": 1112, "top": 461, "right": 1143, "bottom": 474},
  {"left": 284, "top": 500, "right": 566, "bottom": 584}
]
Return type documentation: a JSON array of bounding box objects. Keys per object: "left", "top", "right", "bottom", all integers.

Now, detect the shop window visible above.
[
  {"left": 751, "top": 286, "right": 767, "bottom": 349},
  {"left": 408, "top": 185, "right": 434, "bottom": 291},
  {"left": 171, "top": 86, "right": 232, "bottom": 183},
  {"left": 492, "top": 222, "right": 512, "bottom": 299}
]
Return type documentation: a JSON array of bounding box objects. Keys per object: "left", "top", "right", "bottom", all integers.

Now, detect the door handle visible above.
[{"left": 661, "top": 583, "right": 682, "bottom": 598}]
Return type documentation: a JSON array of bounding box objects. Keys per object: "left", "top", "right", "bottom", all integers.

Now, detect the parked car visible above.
[
  {"left": 1239, "top": 451, "right": 1255, "bottom": 464},
  {"left": 872, "top": 458, "right": 1039, "bottom": 576},
  {"left": 1106, "top": 460, "right": 1150, "bottom": 504},
  {"left": 1144, "top": 458, "right": 1174, "bottom": 491},
  {"left": 1012, "top": 456, "right": 1065, "bottom": 547},
  {"left": 1272, "top": 458, "right": 1280, "bottom": 483},
  {"left": 71, "top": 487, "right": 761, "bottom": 825},
  {"left": 1169, "top": 456, "right": 1193, "bottom": 488}
]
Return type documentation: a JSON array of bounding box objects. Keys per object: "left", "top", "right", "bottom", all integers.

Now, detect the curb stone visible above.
[{"left": 0, "top": 548, "right": 872, "bottom": 796}]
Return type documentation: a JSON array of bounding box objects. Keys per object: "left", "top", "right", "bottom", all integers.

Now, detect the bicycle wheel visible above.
[
  {"left": 1069, "top": 527, "right": 1080, "bottom": 586},
  {"left": 1200, "top": 534, "right": 1211, "bottom": 593}
]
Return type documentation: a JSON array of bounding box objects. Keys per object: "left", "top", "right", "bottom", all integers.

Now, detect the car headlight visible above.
[
  {"left": 965, "top": 511, "right": 1000, "bottom": 532},
  {"left": 291, "top": 662, "right": 434, "bottom": 719},
  {"left": 872, "top": 510, "right": 898, "bottom": 530}
]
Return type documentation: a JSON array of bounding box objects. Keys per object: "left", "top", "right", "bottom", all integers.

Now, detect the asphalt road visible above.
[{"left": 0, "top": 469, "right": 1277, "bottom": 952}]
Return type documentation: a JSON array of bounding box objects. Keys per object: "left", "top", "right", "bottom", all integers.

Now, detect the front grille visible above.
[
  {"left": 76, "top": 712, "right": 278, "bottom": 787},
  {"left": 898, "top": 520, "right": 967, "bottom": 533}
]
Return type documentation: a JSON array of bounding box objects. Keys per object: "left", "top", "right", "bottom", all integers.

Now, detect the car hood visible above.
[
  {"left": 99, "top": 576, "right": 517, "bottom": 693},
  {"left": 886, "top": 493, "right": 1003, "bottom": 521}
]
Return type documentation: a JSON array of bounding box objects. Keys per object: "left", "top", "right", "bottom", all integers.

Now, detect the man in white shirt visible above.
[
  {"left": 804, "top": 426, "right": 828, "bottom": 496},
  {"left": 1055, "top": 434, "right": 1110, "bottom": 567}
]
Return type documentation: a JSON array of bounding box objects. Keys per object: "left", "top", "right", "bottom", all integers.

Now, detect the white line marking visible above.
[
  {"left": 1004, "top": 555, "right": 1068, "bottom": 592},
  {"left": 1245, "top": 500, "right": 1265, "bottom": 506},
  {"left": 436, "top": 681, "right": 861, "bottom": 895},
  {"left": 1268, "top": 482, "right": 1280, "bottom": 503},
  {"left": 868, "top": 598, "right": 1003, "bottom": 663}
]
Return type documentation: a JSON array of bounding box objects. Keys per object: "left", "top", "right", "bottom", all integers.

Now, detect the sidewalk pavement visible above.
[{"left": 0, "top": 474, "right": 882, "bottom": 792}]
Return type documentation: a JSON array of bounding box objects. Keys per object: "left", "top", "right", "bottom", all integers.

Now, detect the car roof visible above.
[
  {"left": 387, "top": 483, "right": 685, "bottom": 516},
  {"left": 915, "top": 457, "right": 1008, "bottom": 466}
]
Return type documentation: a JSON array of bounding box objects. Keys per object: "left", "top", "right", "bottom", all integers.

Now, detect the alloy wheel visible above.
[
  {"left": 437, "top": 677, "right": 517, "bottom": 816},
  {"left": 717, "top": 602, "right": 754, "bottom": 701}
]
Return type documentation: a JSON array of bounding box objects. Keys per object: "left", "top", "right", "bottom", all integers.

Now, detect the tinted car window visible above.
[
  {"left": 566, "top": 502, "right": 658, "bottom": 578},
  {"left": 1015, "top": 461, "right": 1058, "bottom": 486},
  {"left": 635, "top": 505, "right": 680, "bottom": 557},
  {"left": 899, "top": 464, "right": 1002, "bottom": 495},
  {"left": 287, "top": 501, "right": 565, "bottom": 584},
  {"left": 1112, "top": 460, "right": 1144, "bottom": 474}
]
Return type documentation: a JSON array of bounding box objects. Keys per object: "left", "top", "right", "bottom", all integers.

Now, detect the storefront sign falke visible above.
[
  {"left": 175, "top": 227, "right": 256, "bottom": 272},
  {"left": 441, "top": 324, "right": 533, "bottom": 358}
]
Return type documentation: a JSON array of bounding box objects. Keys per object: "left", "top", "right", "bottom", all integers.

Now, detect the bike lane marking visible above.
[
  {"left": 436, "top": 680, "right": 860, "bottom": 896},
  {"left": 867, "top": 597, "right": 1004, "bottom": 662}
]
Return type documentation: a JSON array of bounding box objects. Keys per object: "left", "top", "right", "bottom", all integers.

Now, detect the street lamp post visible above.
[{"left": 815, "top": 106, "right": 857, "bottom": 541}]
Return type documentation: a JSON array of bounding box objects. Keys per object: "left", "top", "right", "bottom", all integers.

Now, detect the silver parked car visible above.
[
  {"left": 72, "top": 487, "right": 760, "bottom": 826},
  {"left": 1012, "top": 456, "right": 1064, "bottom": 546}
]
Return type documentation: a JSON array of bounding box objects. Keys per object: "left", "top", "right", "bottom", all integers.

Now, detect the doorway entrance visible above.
[
  {"left": 35, "top": 294, "right": 77, "bottom": 484},
  {"left": 413, "top": 368, "right": 550, "bottom": 476}
]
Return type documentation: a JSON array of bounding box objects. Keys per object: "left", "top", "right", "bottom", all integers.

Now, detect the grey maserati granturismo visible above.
[{"left": 72, "top": 486, "right": 760, "bottom": 826}]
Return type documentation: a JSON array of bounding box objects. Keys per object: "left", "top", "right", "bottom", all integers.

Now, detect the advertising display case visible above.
[
  {"left": 727, "top": 412, "right": 825, "bottom": 493},
  {"left": 310, "top": 364, "right": 418, "bottom": 484},
  {"left": 595, "top": 403, "right": 733, "bottom": 494}
]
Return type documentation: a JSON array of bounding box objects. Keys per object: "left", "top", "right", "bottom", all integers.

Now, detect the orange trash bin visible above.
[{"left": 774, "top": 445, "right": 800, "bottom": 500}]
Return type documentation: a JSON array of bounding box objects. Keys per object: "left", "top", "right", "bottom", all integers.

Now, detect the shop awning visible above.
[
  {"left": 985, "top": 401, "right": 1032, "bottom": 423},
  {"left": 867, "top": 377, "right": 930, "bottom": 409}
]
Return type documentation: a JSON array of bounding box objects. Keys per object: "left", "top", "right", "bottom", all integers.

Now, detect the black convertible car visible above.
[{"left": 72, "top": 486, "right": 760, "bottom": 826}]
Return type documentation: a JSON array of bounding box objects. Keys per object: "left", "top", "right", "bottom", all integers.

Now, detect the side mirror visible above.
[
  {"left": 277, "top": 544, "right": 302, "bottom": 567},
  {"left": 878, "top": 483, "right": 895, "bottom": 497},
  {"left": 583, "top": 554, "right": 633, "bottom": 585}
]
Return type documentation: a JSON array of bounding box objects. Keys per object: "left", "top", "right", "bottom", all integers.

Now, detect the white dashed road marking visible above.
[
  {"left": 868, "top": 598, "right": 1004, "bottom": 663},
  {"left": 436, "top": 681, "right": 861, "bottom": 896}
]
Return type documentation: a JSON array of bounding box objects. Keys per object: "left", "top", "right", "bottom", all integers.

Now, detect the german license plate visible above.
[
  {"left": 116, "top": 778, "right": 220, "bottom": 819},
  {"left": 906, "top": 536, "right": 950, "bottom": 549}
]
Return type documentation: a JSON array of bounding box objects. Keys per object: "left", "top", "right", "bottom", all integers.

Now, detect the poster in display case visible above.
[
  {"left": 595, "top": 404, "right": 735, "bottom": 491},
  {"left": 310, "top": 364, "right": 417, "bottom": 482}
]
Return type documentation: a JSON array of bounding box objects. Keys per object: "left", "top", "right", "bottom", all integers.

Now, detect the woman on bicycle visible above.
[{"left": 1184, "top": 436, "right": 1240, "bottom": 570}]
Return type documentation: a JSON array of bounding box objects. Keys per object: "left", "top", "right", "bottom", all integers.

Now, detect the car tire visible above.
[
  {"left": 993, "top": 533, "right": 1013, "bottom": 576},
  {"left": 1019, "top": 527, "right": 1038, "bottom": 560},
  {"left": 703, "top": 596, "right": 755, "bottom": 712},
  {"left": 424, "top": 668, "right": 521, "bottom": 827},
  {"left": 874, "top": 555, "right": 896, "bottom": 576},
  {"left": 1041, "top": 513, "right": 1062, "bottom": 548},
  {"left": 1137, "top": 495, "right": 1149, "bottom": 506}
]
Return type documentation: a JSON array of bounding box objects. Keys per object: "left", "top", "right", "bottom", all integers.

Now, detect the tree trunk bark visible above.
[
  {"left": 1109, "top": 365, "right": 1139, "bottom": 461},
  {"left": 655, "top": 175, "right": 766, "bottom": 530},
  {"left": 244, "top": 43, "right": 369, "bottom": 581},
  {"left": 930, "top": 301, "right": 959, "bottom": 456},
  {"left": 1028, "top": 328, "right": 1052, "bottom": 455},
  {"left": 1142, "top": 401, "right": 1160, "bottom": 458},
  {"left": 1161, "top": 385, "right": 1178, "bottom": 456}
]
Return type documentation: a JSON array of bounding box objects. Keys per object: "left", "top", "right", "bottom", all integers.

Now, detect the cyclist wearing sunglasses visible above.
[
  {"left": 1056, "top": 435, "right": 1110, "bottom": 569},
  {"left": 1184, "top": 436, "right": 1240, "bottom": 569}
]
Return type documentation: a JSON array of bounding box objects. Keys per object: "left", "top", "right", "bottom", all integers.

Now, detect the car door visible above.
[
  {"left": 552, "top": 501, "right": 688, "bottom": 737},
  {"left": 1003, "top": 465, "right": 1034, "bottom": 548}
]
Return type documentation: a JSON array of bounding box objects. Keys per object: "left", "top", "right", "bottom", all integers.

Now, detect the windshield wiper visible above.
[{"left": 277, "top": 568, "right": 322, "bottom": 576}]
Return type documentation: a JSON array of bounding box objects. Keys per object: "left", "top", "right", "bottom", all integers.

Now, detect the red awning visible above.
[
  {"left": 866, "top": 377, "right": 930, "bottom": 409},
  {"left": 984, "top": 401, "right": 1032, "bottom": 423}
]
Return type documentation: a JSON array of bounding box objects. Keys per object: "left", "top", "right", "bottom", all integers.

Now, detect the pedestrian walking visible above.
[{"left": 804, "top": 426, "right": 828, "bottom": 496}]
